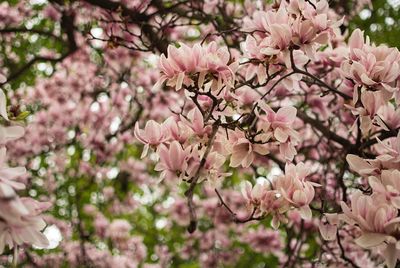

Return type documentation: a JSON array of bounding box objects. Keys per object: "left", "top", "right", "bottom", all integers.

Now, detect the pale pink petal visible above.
[
  {"left": 354, "top": 232, "right": 387, "bottom": 248},
  {"left": 0, "top": 89, "right": 8, "bottom": 120},
  {"left": 381, "top": 243, "right": 398, "bottom": 268},
  {"left": 299, "top": 205, "right": 312, "bottom": 220},
  {"left": 319, "top": 222, "right": 337, "bottom": 241}
]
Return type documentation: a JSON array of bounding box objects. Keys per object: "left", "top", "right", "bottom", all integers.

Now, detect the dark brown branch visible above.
[
  {"left": 360, "top": 128, "right": 399, "bottom": 149},
  {"left": 0, "top": 55, "right": 70, "bottom": 87},
  {"left": 0, "top": 10, "right": 78, "bottom": 86},
  {"left": 214, "top": 188, "right": 265, "bottom": 224},
  {"left": 0, "top": 27, "right": 61, "bottom": 40},
  {"left": 82, "top": 0, "right": 168, "bottom": 53},
  {"left": 297, "top": 111, "right": 352, "bottom": 148},
  {"left": 337, "top": 232, "right": 361, "bottom": 268},
  {"left": 289, "top": 48, "right": 351, "bottom": 100},
  {"left": 184, "top": 122, "right": 219, "bottom": 233}
]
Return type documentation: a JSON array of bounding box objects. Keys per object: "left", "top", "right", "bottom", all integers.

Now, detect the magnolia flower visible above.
[
  {"left": 341, "top": 192, "right": 400, "bottom": 244},
  {"left": 241, "top": 180, "right": 266, "bottom": 208},
  {"left": 202, "top": 42, "right": 236, "bottom": 90},
  {"left": 0, "top": 198, "right": 50, "bottom": 254},
  {"left": 154, "top": 141, "right": 191, "bottom": 181},
  {"left": 163, "top": 117, "right": 191, "bottom": 143},
  {"left": 376, "top": 132, "right": 400, "bottom": 164},
  {"left": 134, "top": 120, "right": 169, "bottom": 158},
  {"left": 155, "top": 42, "right": 236, "bottom": 91},
  {"left": 274, "top": 163, "right": 319, "bottom": 220},
  {"left": 346, "top": 91, "right": 385, "bottom": 134},
  {"left": 258, "top": 103, "right": 299, "bottom": 143},
  {"left": 0, "top": 147, "right": 26, "bottom": 198},
  {"left": 242, "top": 35, "right": 268, "bottom": 62},
  {"left": 377, "top": 104, "right": 400, "bottom": 131},
  {"left": 241, "top": 180, "right": 288, "bottom": 228},
  {"left": 260, "top": 189, "right": 289, "bottom": 229},
  {"left": 260, "top": 24, "right": 292, "bottom": 56},
  {"left": 180, "top": 107, "right": 211, "bottom": 138},
  {"left": 157, "top": 43, "right": 202, "bottom": 90},
  {"left": 279, "top": 141, "right": 297, "bottom": 162},
  {"left": 369, "top": 170, "right": 400, "bottom": 208},
  {"left": 234, "top": 86, "right": 260, "bottom": 107},
  {"left": 340, "top": 192, "right": 400, "bottom": 267},
  {"left": 342, "top": 29, "right": 400, "bottom": 92},
  {"left": 292, "top": 18, "right": 330, "bottom": 59},
  {"left": 346, "top": 154, "right": 380, "bottom": 177},
  {"left": 258, "top": 103, "right": 300, "bottom": 160},
  {"left": 243, "top": 0, "right": 339, "bottom": 61},
  {"left": 189, "top": 151, "right": 228, "bottom": 186},
  {"left": 230, "top": 138, "right": 269, "bottom": 168}
]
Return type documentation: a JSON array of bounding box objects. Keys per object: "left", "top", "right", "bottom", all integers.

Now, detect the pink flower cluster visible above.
[
  {"left": 155, "top": 41, "right": 236, "bottom": 91},
  {"left": 342, "top": 29, "right": 400, "bottom": 135},
  {"left": 242, "top": 163, "right": 319, "bottom": 227},
  {"left": 320, "top": 144, "right": 400, "bottom": 268},
  {"left": 342, "top": 29, "right": 400, "bottom": 95},
  {"left": 0, "top": 89, "right": 49, "bottom": 254},
  {"left": 135, "top": 107, "right": 225, "bottom": 183},
  {"left": 242, "top": 0, "right": 341, "bottom": 84}
]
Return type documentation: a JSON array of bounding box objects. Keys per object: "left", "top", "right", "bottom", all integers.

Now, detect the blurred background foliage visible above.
[{"left": 349, "top": 0, "right": 400, "bottom": 47}]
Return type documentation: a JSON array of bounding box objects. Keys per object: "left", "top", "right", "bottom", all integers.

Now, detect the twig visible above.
[
  {"left": 336, "top": 232, "right": 360, "bottom": 268},
  {"left": 289, "top": 48, "right": 351, "bottom": 100},
  {"left": 184, "top": 121, "right": 219, "bottom": 233},
  {"left": 214, "top": 188, "right": 265, "bottom": 223}
]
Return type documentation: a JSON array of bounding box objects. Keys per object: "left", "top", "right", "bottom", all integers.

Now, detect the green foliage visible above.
[{"left": 349, "top": 0, "right": 400, "bottom": 47}]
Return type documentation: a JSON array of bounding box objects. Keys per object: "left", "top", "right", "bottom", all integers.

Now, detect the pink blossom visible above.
[
  {"left": 180, "top": 108, "right": 211, "bottom": 138},
  {"left": 0, "top": 198, "right": 50, "bottom": 253},
  {"left": 154, "top": 141, "right": 191, "bottom": 181},
  {"left": 0, "top": 148, "right": 26, "bottom": 198},
  {"left": 134, "top": 120, "right": 169, "bottom": 158},
  {"left": 376, "top": 132, "right": 400, "bottom": 164},
  {"left": 163, "top": 117, "right": 190, "bottom": 143},
  {"left": 155, "top": 42, "right": 235, "bottom": 91},
  {"left": 258, "top": 103, "right": 300, "bottom": 160},
  {"left": 369, "top": 170, "right": 400, "bottom": 208},
  {"left": 259, "top": 189, "right": 289, "bottom": 229},
  {"left": 346, "top": 154, "right": 381, "bottom": 177},
  {"left": 377, "top": 104, "right": 400, "bottom": 131},
  {"left": 340, "top": 192, "right": 400, "bottom": 267},
  {"left": 274, "top": 163, "right": 319, "bottom": 220},
  {"left": 157, "top": 43, "right": 202, "bottom": 90},
  {"left": 319, "top": 213, "right": 339, "bottom": 241},
  {"left": 259, "top": 104, "right": 299, "bottom": 143},
  {"left": 342, "top": 29, "right": 400, "bottom": 93},
  {"left": 230, "top": 138, "right": 269, "bottom": 168},
  {"left": 241, "top": 180, "right": 265, "bottom": 208}
]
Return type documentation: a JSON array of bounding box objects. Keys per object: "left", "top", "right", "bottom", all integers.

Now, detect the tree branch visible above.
[{"left": 184, "top": 122, "right": 219, "bottom": 233}]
